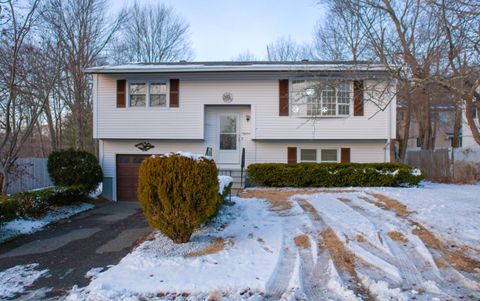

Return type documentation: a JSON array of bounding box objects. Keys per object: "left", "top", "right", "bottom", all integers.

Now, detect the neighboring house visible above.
[
  {"left": 86, "top": 61, "right": 396, "bottom": 201},
  {"left": 461, "top": 104, "right": 479, "bottom": 149},
  {"left": 397, "top": 102, "right": 479, "bottom": 151}
]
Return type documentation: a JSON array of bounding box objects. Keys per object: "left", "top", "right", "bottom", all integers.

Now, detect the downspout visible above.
[{"left": 383, "top": 92, "right": 393, "bottom": 163}]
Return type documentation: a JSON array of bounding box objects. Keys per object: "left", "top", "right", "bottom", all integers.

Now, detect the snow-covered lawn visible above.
[
  {"left": 0, "top": 263, "right": 49, "bottom": 299},
  {"left": 0, "top": 203, "right": 94, "bottom": 243},
  {"left": 67, "top": 183, "right": 480, "bottom": 300}
]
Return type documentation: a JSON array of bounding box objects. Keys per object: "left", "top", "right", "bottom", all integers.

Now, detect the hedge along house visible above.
[{"left": 86, "top": 61, "right": 396, "bottom": 201}]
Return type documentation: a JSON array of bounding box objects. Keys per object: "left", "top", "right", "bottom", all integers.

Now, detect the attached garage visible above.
[{"left": 116, "top": 154, "right": 148, "bottom": 202}]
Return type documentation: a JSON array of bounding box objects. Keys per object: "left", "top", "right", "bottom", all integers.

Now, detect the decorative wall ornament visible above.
[
  {"left": 135, "top": 141, "right": 155, "bottom": 151},
  {"left": 222, "top": 92, "right": 233, "bottom": 103}
]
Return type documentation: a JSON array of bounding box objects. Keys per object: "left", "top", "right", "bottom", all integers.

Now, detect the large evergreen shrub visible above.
[
  {"left": 137, "top": 154, "right": 221, "bottom": 243},
  {"left": 48, "top": 148, "right": 103, "bottom": 193},
  {"left": 248, "top": 163, "right": 423, "bottom": 187}
]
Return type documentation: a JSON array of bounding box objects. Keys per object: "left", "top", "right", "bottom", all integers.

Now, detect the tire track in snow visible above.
[
  {"left": 296, "top": 235, "right": 332, "bottom": 300},
  {"left": 263, "top": 225, "right": 297, "bottom": 300},
  {"left": 296, "top": 198, "right": 370, "bottom": 300},
  {"left": 349, "top": 194, "right": 461, "bottom": 300}
]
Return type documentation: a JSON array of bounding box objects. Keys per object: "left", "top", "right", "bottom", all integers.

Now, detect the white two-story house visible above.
[{"left": 86, "top": 61, "right": 396, "bottom": 201}]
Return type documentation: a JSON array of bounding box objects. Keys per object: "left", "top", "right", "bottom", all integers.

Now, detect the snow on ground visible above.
[
  {"left": 0, "top": 263, "right": 49, "bottom": 299},
  {"left": 67, "top": 197, "right": 284, "bottom": 300},
  {"left": 366, "top": 182, "right": 480, "bottom": 251},
  {"left": 0, "top": 203, "right": 94, "bottom": 243},
  {"left": 67, "top": 183, "right": 480, "bottom": 300}
]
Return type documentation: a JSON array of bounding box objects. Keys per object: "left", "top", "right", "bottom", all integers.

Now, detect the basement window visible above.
[
  {"left": 300, "top": 149, "right": 317, "bottom": 162},
  {"left": 299, "top": 148, "right": 339, "bottom": 163},
  {"left": 321, "top": 149, "right": 338, "bottom": 162}
]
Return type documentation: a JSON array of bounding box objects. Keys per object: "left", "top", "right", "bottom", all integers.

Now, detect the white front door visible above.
[{"left": 217, "top": 113, "right": 240, "bottom": 164}]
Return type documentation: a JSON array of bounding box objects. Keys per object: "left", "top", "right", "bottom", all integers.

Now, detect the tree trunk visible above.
[
  {"left": 44, "top": 100, "right": 59, "bottom": 152},
  {"left": 419, "top": 88, "right": 432, "bottom": 150},
  {"left": 465, "top": 97, "right": 480, "bottom": 145},
  {"left": 399, "top": 104, "right": 411, "bottom": 161},
  {"left": 452, "top": 102, "right": 462, "bottom": 148},
  {"left": 0, "top": 162, "right": 10, "bottom": 196},
  {"left": 1, "top": 172, "right": 7, "bottom": 196}
]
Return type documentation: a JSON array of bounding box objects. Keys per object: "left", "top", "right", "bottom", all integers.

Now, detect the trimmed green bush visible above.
[
  {"left": 3, "top": 186, "right": 88, "bottom": 222},
  {"left": 0, "top": 196, "right": 19, "bottom": 225},
  {"left": 137, "top": 154, "right": 221, "bottom": 243},
  {"left": 247, "top": 163, "right": 423, "bottom": 187},
  {"left": 48, "top": 148, "right": 103, "bottom": 193}
]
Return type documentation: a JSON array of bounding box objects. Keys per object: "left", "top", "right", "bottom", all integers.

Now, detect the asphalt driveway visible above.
[{"left": 0, "top": 201, "right": 151, "bottom": 300}]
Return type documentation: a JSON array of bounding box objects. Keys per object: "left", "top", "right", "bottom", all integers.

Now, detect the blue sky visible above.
[{"left": 111, "top": 0, "right": 324, "bottom": 61}]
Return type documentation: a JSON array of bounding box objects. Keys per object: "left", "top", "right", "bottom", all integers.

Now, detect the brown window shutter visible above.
[
  {"left": 169, "top": 79, "right": 179, "bottom": 107},
  {"left": 279, "top": 79, "right": 289, "bottom": 116},
  {"left": 341, "top": 148, "right": 351, "bottom": 163},
  {"left": 353, "top": 80, "right": 364, "bottom": 116},
  {"left": 116, "top": 79, "right": 126, "bottom": 108},
  {"left": 287, "top": 147, "right": 297, "bottom": 164}
]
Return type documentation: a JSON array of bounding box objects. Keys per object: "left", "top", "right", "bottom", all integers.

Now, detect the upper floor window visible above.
[
  {"left": 129, "top": 83, "right": 146, "bottom": 106},
  {"left": 149, "top": 83, "right": 167, "bottom": 106},
  {"left": 291, "top": 80, "right": 351, "bottom": 117},
  {"left": 129, "top": 81, "right": 167, "bottom": 107}
]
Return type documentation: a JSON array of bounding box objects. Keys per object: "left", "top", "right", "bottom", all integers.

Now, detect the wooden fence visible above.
[
  {"left": 406, "top": 149, "right": 451, "bottom": 181},
  {"left": 7, "top": 157, "right": 52, "bottom": 194},
  {"left": 406, "top": 148, "right": 480, "bottom": 183}
]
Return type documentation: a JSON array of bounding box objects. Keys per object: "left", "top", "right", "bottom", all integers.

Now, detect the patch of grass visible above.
[
  {"left": 387, "top": 231, "right": 408, "bottom": 243},
  {"left": 367, "top": 192, "right": 480, "bottom": 274},
  {"left": 184, "top": 237, "right": 232, "bottom": 257},
  {"left": 294, "top": 235, "right": 311, "bottom": 249}
]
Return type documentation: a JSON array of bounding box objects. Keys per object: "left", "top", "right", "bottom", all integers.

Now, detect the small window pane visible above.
[
  {"left": 321, "top": 149, "right": 338, "bottom": 162},
  {"left": 220, "top": 134, "right": 237, "bottom": 150},
  {"left": 338, "top": 104, "right": 349, "bottom": 115},
  {"left": 220, "top": 115, "right": 237, "bottom": 133},
  {"left": 149, "top": 83, "right": 167, "bottom": 106},
  {"left": 133, "top": 156, "right": 147, "bottom": 164},
  {"left": 150, "top": 83, "right": 166, "bottom": 94},
  {"left": 321, "top": 88, "right": 336, "bottom": 116},
  {"left": 300, "top": 149, "right": 317, "bottom": 162},
  {"left": 150, "top": 94, "right": 166, "bottom": 106},
  {"left": 129, "top": 83, "right": 146, "bottom": 106}
]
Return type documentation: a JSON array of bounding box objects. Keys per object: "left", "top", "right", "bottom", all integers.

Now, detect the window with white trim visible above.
[
  {"left": 299, "top": 148, "right": 339, "bottom": 163},
  {"left": 300, "top": 149, "right": 317, "bottom": 162},
  {"left": 129, "top": 83, "right": 146, "bottom": 106},
  {"left": 149, "top": 83, "right": 167, "bottom": 106},
  {"left": 321, "top": 149, "right": 338, "bottom": 162},
  {"left": 129, "top": 81, "right": 168, "bottom": 107},
  {"left": 291, "top": 80, "right": 352, "bottom": 117}
]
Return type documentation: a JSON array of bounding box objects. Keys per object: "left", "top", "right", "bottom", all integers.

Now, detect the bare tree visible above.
[
  {"left": 0, "top": 0, "right": 44, "bottom": 194},
  {"left": 112, "top": 1, "right": 192, "bottom": 63},
  {"left": 232, "top": 49, "right": 258, "bottom": 61},
  {"left": 43, "top": 0, "right": 125, "bottom": 151},
  {"left": 266, "top": 36, "right": 312, "bottom": 61},
  {"left": 314, "top": 1, "right": 374, "bottom": 61}
]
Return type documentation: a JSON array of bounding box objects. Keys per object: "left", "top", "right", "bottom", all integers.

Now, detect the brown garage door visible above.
[{"left": 116, "top": 155, "right": 148, "bottom": 201}]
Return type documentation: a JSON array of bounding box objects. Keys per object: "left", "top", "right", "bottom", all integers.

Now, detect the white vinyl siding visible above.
[
  {"left": 100, "top": 140, "right": 388, "bottom": 179},
  {"left": 94, "top": 75, "right": 396, "bottom": 140},
  {"left": 99, "top": 139, "right": 389, "bottom": 200}
]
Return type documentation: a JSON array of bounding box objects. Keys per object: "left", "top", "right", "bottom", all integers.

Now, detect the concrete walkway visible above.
[{"left": 0, "top": 201, "right": 151, "bottom": 300}]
